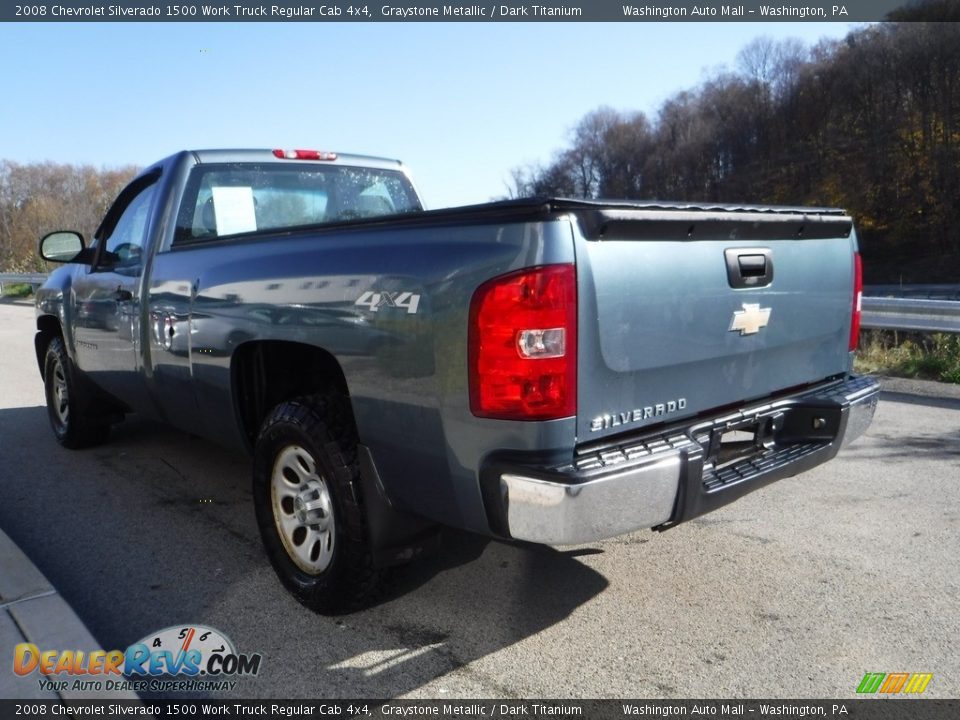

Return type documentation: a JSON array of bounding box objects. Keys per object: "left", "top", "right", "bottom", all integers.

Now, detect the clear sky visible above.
[{"left": 0, "top": 21, "right": 860, "bottom": 208}]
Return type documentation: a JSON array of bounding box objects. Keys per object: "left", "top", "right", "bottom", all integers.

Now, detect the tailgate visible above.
[{"left": 572, "top": 206, "right": 856, "bottom": 441}]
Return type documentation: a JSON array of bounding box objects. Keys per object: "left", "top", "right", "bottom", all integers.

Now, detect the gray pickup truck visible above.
[{"left": 34, "top": 149, "right": 879, "bottom": 612}]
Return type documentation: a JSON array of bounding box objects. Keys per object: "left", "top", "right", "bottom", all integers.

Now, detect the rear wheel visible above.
[
  {"left": 43, "top": 336, "right": 109, "bottom": 449},
  {"left": 253, "top": 395, "right": 378, "bottom": 613}
]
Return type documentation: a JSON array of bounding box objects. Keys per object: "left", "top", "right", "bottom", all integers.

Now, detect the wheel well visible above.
[
  {"left": 232, "top": 341, "right": 351, "bottom": 447},
  {"left": 35, "top": 315, "right": 63, "bottom": 379}
]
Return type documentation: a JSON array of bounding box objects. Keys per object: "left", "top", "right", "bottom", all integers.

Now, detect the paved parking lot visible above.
[{"left": 1, "top": 300, "right": 958, "bottom": 699}]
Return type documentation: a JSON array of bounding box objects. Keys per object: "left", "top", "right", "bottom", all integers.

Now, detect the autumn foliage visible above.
[
  {"left": 510, "top": 15, "right": 960, "bottom": 283},
  {"left": 0, "top": 162, "right": 137, "bottom": 273}
]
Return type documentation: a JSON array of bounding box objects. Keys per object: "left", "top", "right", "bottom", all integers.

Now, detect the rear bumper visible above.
[{"left": 481, "top": 375, "right": 879, "bottom": 545}]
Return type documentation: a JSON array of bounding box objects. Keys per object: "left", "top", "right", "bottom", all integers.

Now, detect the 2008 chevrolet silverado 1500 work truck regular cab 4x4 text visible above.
[{"left": 34, "top": 149, "right": 879, "bottom": 612}]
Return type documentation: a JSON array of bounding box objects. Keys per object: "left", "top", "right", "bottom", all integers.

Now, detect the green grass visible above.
[
  {"left": 856, "top": 330, "right": 960, "bottom": 384},
  {"left": 0, "top": 283, "right": 34, "bottom": 298}
]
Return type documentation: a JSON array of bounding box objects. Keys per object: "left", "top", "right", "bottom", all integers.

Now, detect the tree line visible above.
[
  {"left": 509, "top": 3, "right": 960, "bottom": 282},
  {"left": 2, "top": 3, "right": 957, "bottom": 283},
  {"left": 0, "top": 161, "right": 137, "bottom": 273}
]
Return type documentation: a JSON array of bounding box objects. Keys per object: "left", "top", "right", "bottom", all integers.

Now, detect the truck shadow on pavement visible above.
[
  {"left": 852, "top": 392, "right": 960, "bottom": 464},
  {"left": 880, "top": 389, "right": 960, "bottom": 412},
  {"left": 0, "top": 405, "right": 609, "bottom": 699}
]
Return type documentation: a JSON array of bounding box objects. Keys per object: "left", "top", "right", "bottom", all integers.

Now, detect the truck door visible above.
[{"left": 72, "top": 173, "right": 159, "bottom": 414}]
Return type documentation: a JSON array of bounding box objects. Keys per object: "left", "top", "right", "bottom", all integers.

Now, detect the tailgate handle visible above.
[
  {"left": 725, "top": 248, "right": 774, "bottom": 288},
  {"left": 738, "top": 255, "right": 766, "bottom": 276}
]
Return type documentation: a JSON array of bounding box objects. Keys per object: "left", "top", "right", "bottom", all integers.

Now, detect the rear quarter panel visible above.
[{"left": 147, "top": 216, "right": 578, "bottom": 533}]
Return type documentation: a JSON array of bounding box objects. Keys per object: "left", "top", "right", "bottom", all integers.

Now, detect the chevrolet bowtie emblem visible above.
[{"left": 729, "top": 303, "right": 772, "bottom": 335}]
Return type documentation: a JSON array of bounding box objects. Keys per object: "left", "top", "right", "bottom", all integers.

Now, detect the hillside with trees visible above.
[
  {"left": 2, "top": 4, "right": 957, "bottom": 283},
  {"left": 510, "top": 5, "right": 960, "bottom": 283},
  {"left": 0, "top": 161, "right": 137, "bottom": 273}
]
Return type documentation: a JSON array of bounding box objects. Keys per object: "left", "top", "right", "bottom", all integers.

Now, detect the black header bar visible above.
[
  {"left": 1, "top": 0, "right": 921, "bottom": 23},
  {"left": 1, "top": 699, "right": 959, "bottom": 719}
]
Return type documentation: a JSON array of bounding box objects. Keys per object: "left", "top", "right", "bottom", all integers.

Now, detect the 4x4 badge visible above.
[
  {"left": 729, "top": 303, "right": 771, "bottom": 335},
  {"left": 355, "top": 290, "right": 421, "bottom": 314}
]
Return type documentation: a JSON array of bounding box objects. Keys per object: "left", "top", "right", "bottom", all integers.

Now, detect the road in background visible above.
[{"left": 1, "top": 300, "right": 958, "bottom": 698}]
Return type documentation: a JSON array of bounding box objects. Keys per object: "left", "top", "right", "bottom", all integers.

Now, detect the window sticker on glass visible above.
[{"left": 211, "top": 186, "right": 258, "bottom": 235}]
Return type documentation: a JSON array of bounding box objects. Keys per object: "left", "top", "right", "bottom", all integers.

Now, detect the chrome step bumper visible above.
[{"left": 483, "top": 375, "right": 880, "bottom": 545}]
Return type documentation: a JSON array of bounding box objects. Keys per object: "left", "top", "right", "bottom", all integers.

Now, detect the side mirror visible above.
[{"left": 40, "top": 231, "right": 86, "bottom": 263}]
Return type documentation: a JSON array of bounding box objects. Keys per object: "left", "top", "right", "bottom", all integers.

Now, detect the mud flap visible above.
[{"left": 357, "top": 444, "right": 440, "bottom": 567}]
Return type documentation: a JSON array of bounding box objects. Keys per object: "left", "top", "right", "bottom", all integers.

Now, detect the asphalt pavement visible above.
[
  {"left": 0, "top": 299, "right": 958, "bottom": 699},
  {"left": 0, "top": 300, "right": 139, "bottom": 701}
]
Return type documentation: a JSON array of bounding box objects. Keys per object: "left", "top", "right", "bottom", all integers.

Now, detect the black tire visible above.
[
  {"left": 43, "top": 336, "right": 110, "bottom": 449},
  {"left": 253, "top": 395, "right": 378, "bottom": 613}
]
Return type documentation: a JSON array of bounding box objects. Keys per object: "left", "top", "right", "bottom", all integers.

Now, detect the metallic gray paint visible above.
[
  {"left": 34, "top": 150, "right": 873, "bottom": 540},
  {"left": 572, "top": 216, "right": 858, "bottom": 441}
]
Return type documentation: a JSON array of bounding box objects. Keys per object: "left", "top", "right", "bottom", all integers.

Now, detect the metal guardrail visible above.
[
  {"left": 0, "top": 272, "right": 48, "bottom": 286},
  {"left": 2, "top": 272, "right": 959, "bottom": 333},
  {"left": 861, "top": 297, "right": 960, "bottom": 334},
  {"left": 0, "top": 272, "right": 49, "bottom": 293},
  {"left": 865, "top": 284, "right": 960, "bottom": 300}
]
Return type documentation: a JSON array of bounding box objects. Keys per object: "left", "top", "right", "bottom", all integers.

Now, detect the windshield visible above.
[{"left": 174, "top": 162, "right": 422, "bottom": 243}]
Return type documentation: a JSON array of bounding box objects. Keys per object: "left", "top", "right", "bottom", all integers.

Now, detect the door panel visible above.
[{"left": 71, "top": 179, "right": 158, "bottom": 414}]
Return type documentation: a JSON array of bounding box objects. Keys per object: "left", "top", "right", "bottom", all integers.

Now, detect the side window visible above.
[{"left": 99, "top": 182, "right": 157, "bottom": 269}]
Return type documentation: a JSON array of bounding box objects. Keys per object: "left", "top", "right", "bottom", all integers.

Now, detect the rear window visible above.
[{"left": 174, "top": 162, "right": 421, "bottom": 244}]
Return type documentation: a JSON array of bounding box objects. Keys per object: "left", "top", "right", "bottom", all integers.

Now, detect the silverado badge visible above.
[{"left": 729, "top": 303, "right": 772, "bottom": 335}]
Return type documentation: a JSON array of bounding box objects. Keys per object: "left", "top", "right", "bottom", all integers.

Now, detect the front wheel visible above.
[
  {"left": 253, "top": 395, "right": 378, "bottom": 613},
  {"left": 43, "top": 336, "right": 109, "bottom": 449}
]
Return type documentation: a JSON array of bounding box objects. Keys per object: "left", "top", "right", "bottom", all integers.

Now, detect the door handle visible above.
[{"left": 114, "top": 287, "right": 133, "bottom": 302}]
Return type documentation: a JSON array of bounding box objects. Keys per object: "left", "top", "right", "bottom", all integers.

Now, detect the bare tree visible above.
[
  {"left": 0, "top": 161, "right": 137, "bottom": 271},
  {"left": 508, "top": 7, "right": 960, "bottom": 281}
]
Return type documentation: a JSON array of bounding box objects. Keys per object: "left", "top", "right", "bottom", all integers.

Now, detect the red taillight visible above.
[
  {"left": 469, "top": 264, "right": 577, "bottom": 420},
  {"left": 850, "top": 252, "right": 863, "bottom": 351},
  {"left": 272, "top": 149, "right": 338, "bottom": 161}
]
